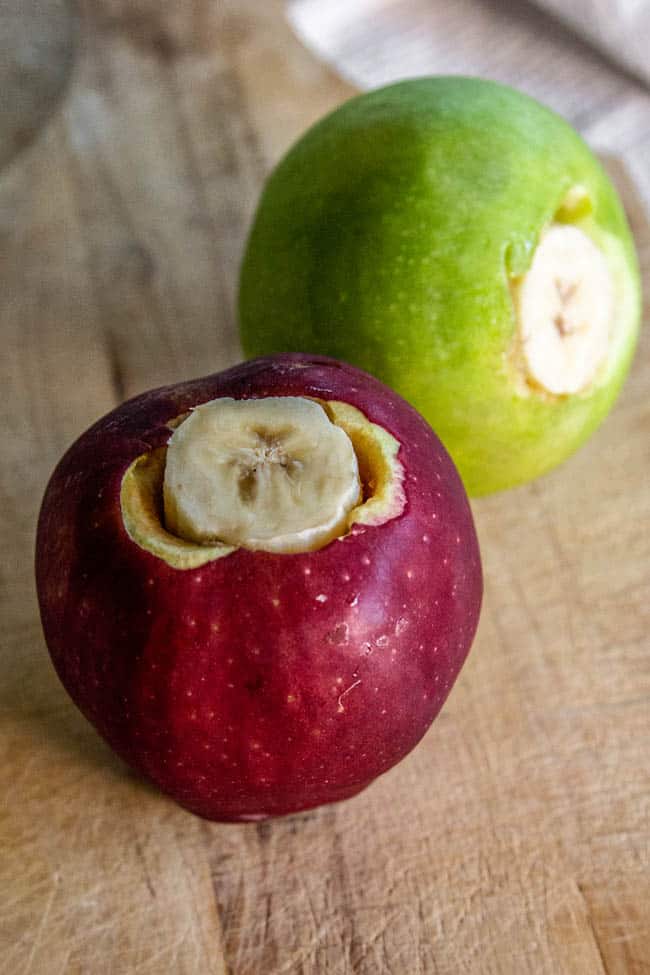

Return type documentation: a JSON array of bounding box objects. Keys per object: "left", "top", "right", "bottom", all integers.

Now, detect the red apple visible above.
[{"left": 36, "top": 354, "right": 482, "bottom": 821}]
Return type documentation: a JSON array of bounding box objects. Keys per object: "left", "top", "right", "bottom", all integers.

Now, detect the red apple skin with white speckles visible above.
[{"left": 36, "top": 354, "right": 482, "bottom": 821}]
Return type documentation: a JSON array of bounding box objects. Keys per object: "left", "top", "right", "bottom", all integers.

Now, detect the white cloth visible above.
[
  {"left": 288, "top": 0, "right": 650, "bottom": 212},
  {"left": 288, "top": 0, "right": 650, "bottom": 111},
  {"left": 534, "top": 0, "right": 650, "bottom": 87}
]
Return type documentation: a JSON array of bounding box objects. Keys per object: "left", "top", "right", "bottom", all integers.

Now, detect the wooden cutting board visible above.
[
  {"left": 1, "top": 2, "right": 648, "bottom": 972},
  {"left": 0, "top": 0, "right": 76, "bottom": 171}
]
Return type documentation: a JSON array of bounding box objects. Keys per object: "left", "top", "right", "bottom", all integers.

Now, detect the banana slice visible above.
[
  {"left": 514, "top": 224, "right": 614, "bottom": 395},
  {"left": 163, "top": 396, "right": 362, "bottom": 553}
]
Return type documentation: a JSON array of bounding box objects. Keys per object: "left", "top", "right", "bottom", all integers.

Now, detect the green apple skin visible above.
[{"left": 239, "top": 77, "right": 641, "bottom": 495}]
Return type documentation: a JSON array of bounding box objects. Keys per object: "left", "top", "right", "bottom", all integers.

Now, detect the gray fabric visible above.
[
  {"left": 287, "top": 0, "right": 650, "bottom": 115},
  {"left": 532, "top": 0, "right": 650, "bottom": 87}
]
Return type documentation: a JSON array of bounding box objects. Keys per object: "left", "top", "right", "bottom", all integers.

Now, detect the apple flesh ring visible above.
[{"left": 36, "top": 354, "right": 482, "bottom": 821}]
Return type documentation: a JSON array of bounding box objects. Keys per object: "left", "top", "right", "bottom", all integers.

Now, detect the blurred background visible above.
[
  {"left": 2, "top": 3, "right": 649, "bottom": 973},
  {"left": 2, "top": 0, "right": 650, "bottom": 202}
]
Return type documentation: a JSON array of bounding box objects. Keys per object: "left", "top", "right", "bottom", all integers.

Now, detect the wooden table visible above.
[{"left": 2, "top": 2, "right": 648, "bottom": 972}]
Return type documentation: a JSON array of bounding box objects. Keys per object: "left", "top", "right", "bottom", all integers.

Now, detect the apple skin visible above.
[
  {"left": 239, "top": 77, "right": 641, "bottom": 495},
  {"left": 36, "top": 354, "right": 482, "bottom": 821}
]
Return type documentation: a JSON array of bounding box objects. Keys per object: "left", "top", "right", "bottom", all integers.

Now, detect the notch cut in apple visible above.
[
  {"left": 120, "top": 396, "right": 406, "bottom": 569},
  {"left": 510, "top": 186, "right": 633, "bottom": 398}
]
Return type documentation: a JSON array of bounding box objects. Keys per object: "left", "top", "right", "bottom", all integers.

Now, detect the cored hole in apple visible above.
[
  {"left": 507, "top": 185, "right": 623, "bottom": 399},
  {"left": 120, "top": 397, "right": 405, "bottom": 568}
]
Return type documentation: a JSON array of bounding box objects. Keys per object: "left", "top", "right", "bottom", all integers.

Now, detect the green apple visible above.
[{"left": 239, "top": 77, "right": 641, "bottom": 495}]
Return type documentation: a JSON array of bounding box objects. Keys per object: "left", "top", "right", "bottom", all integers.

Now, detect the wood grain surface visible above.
[
  {"left": 1, "top": 2, "right": 648, "bottom": 972},
  {"left": 0, "top": 0, "right": 76, "bottom": 171}
]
